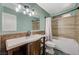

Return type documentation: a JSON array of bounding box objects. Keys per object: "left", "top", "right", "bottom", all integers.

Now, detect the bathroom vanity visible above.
[
  {"left": 5, "top": 35, "right": 45, "bottom": 55},
  {"left": 0, "top": 35, "right": 1, "bottom": 51}
]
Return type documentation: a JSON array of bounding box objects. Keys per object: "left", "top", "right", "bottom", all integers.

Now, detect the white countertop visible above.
[{"left": 6, "top": 34, "right": 45, "bottom": 50}]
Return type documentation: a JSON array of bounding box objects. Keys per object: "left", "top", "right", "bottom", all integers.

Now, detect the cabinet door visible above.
[
  {"left": 0, "top": 36, "right": 1, "bottom": 51},
  {"left": 28, "top": 40, "right": 41, "bottom": 55}
]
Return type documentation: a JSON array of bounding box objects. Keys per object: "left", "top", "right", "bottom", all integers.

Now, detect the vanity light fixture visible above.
[{"left": 15, "top": 4, "right": 35, "bottom": 16}]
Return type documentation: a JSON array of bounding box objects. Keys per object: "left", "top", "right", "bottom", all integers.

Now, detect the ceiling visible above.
[
  {"left": 2, "top": 3, "right": 78, "bottom": 17},
  {"left": 37, "top": 3, "right": 77, "bottom": 16}
]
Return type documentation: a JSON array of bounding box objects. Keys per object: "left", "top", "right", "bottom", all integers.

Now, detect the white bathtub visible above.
[{"left": 52, "top": 37, "right": 79, "bottom": 55}]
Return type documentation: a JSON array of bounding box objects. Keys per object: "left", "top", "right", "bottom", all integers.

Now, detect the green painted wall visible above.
[
  {"left": 17, "top": 13, "right": 34, "bottom": 32},
  {"left": 0, "top": 3, "right": 49, "bottom": 34}
]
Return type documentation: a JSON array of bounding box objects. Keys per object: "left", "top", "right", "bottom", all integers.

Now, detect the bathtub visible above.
[{"left": 52, "top": 37, "right": 79, "bottom": 55}]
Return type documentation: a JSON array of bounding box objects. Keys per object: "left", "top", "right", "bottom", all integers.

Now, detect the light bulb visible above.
[
  {"left": 18, "top": 4, "right": 21, "bottom": 9},
  {"left": 31, "top": 11, "right": 34, "bottom": 15},
  {"left": 23, "top": 11, "right": 26, "bottom": 14},
  {"left": 15, "top": 8, "right": 19, "bottom": 12},
  {"left": 62, "top": 14, "right": 71, "bottom": 17},
  {"left": 29, "top": 13, "right": 32, "bottom": 16},
  {"left": 26, "top": 8, "right": 29, "bottom": 13}
]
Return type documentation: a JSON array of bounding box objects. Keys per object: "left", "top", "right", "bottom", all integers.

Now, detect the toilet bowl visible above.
[{"left": 45, "top": 40, "right": 56, "bottom": 54}]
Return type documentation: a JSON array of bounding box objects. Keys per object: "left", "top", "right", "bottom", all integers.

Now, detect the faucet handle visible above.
[{"left": 27, "top": 31, "right": 31, "bottom": 36}]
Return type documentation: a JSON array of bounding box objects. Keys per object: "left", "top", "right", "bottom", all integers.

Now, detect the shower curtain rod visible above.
[{"left": 54, "top": 7, "right": 79, "bottom": 17}]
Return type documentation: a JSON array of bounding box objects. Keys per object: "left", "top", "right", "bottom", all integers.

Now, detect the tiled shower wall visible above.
[{"left": 52, "top": 11, "right": 79, "bottom": 43}]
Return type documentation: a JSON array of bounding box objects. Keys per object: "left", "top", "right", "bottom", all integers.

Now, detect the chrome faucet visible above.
[{"left": 27, "top": 31, "right": 31, "bottom": 36}]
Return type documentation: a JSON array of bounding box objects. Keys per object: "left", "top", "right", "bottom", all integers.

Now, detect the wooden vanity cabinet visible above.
[
  {"left": 0, "top": 36, "right": 1, "bottom": 51},
  {"left": 27, "top": 40, "right": 41, "bottom": 55},
  {"left": 7, "top": 39, "right": 43, "bottom": 55}
]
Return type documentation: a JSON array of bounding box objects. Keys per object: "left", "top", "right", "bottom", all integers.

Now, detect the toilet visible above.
[{"left": 45, "top": 40, "right": 56, "bottom": 54}]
